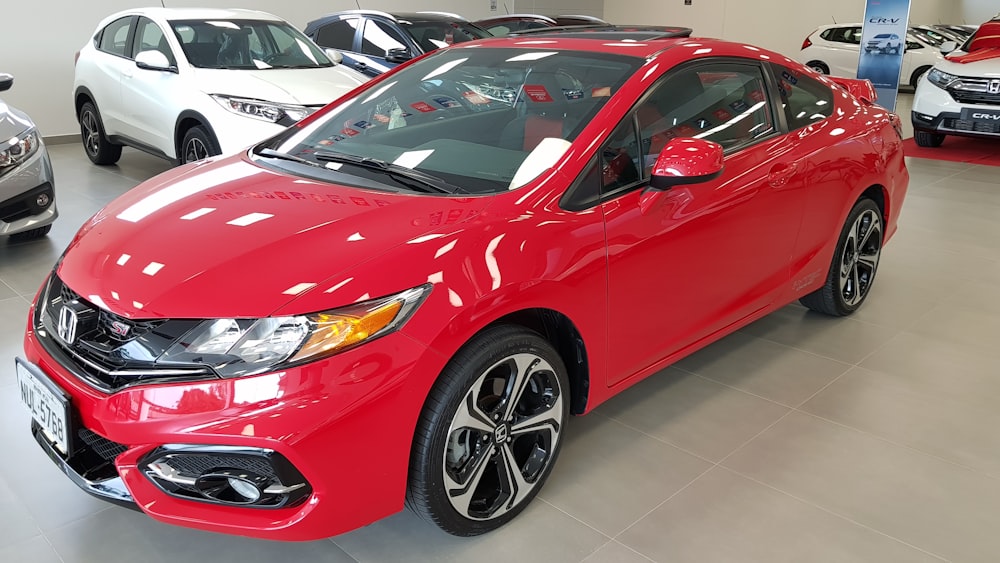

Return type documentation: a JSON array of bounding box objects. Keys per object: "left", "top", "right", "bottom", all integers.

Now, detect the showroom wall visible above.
[
  {"left": 3, "top": 0, "right": 602, "bottom": 138},
  {"left": 961, "top": 0, "right": 999, "bottom": 23},
  {"left": 604, "top": 0, "right": 965, "bottom": 63}
]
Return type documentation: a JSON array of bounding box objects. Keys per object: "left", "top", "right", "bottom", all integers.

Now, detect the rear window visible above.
[{"left": 402, "top": 21, "right": 491, "bottom": 52}]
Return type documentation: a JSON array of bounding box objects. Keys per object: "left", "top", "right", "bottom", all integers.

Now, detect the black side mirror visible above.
[
  {"left": 385, "top": 48, "right": 413, "bottom": 63},
  {"left": 0, "top": 73, "right": 13, "bottom": 93}
]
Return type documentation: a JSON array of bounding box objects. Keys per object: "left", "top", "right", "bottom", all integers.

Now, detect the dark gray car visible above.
[{"left": 0, "top": 73, "right": 56, "bottom": 241}]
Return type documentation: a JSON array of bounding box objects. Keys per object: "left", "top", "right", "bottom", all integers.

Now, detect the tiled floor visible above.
[{"left": 3, "top": 106, "right": 1000, "bottom": 561}]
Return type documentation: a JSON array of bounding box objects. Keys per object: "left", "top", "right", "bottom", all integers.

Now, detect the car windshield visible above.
[
  {"left": 260, "top": 48, "right": 640, "bottom": 194},
  {"left": 402, "top": 21, "right": 492, "bottom": 51},
  {"left": 170, "top": 19, "right": 332, "bottom": 69},
  {"left": 873, "top": 34, "right": 893, "bottom": 39}
]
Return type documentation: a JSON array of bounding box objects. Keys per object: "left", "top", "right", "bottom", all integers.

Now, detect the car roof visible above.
[
  {"left": 474, "top": 14, "right": 558, "bottom": 25},
  {"left": 510, "top": 24, "right": 692, "bottom": 43},
  {"left": 98, "top": 7, "right": 283, "bottom": 24}
]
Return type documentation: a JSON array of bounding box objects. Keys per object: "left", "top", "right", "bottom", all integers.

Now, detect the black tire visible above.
[
  {"left": 914, "top": 130, "right": 945, "bottom": 147},
  {"left": 79, "top": 101, "right": 122, "bottom": 165},
  {"left": 8, "top": 224, "right": 52, "bottom": 242},
  {"left": 179, "top": 125, "right": 221, "bottom": 164},
  {"left": 911, "top": 66, "right": 931, "bottom": 88},
  {"left": 407, "top": 324, "right": 569, "bottom": 536},
  {"left": 800, "top": 198, "right": 883, "bottom": 316},
  {"left": 807, "top": 61, "right": 829, "bottom": 74}
]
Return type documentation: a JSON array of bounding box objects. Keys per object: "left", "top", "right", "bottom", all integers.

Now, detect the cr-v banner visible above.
[{"left": 856, "top": 0, "right": 912, "bottom": 111}]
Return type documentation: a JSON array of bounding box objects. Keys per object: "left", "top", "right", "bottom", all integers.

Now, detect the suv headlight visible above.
[
  {"left": 159, "top": 285, "right": 430, "bottom": 377},
  {"left": 211, "top": 95, "right": 315, "bottom": 123},
  {"left": 926, "top": 68, "right": 957, "bottom": 89},
  {"left": 0, "top": 128, "right": 39, "bottom": 169}
]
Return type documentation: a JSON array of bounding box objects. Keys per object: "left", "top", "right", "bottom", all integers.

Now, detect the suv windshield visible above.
[
  {"left": 263, "top": 48, "right": 640, "bottom": 194},
  {"left": 402, "top": 21, "right": 492, "bottom": 51},
  {"left": 170, "top": 19, "right": 333, "bottom": 69}
]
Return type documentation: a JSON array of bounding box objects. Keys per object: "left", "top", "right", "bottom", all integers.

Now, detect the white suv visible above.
[
  {"left": 798, "top": 24, "right": 944, "bottom": 88},
  {"left": 74, "top": 8, "right": 367, "bottom": 166},
  {"left": 912, "top": 20, "right": 1000, "bottom": 146}
]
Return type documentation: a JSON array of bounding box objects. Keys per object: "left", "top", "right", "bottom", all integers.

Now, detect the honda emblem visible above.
[
  {"left": 989, "top": 80, "right": 1000, "bottom": 95},
  {"left": 57, "top": 305, "right": 79, "bottom": 344}
]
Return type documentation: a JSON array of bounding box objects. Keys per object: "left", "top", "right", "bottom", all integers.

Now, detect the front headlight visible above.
[
  {"left": 159, "top": 284, "right": 430, "bottom": 377},
  {"left": 0, "top": 128, "right": 39, "bottom": 169},
  {"left": 926, "top": 68, "right": 957, "bottom": 89},
  {"left": 211, "top": 95, "right": 315, "bottom": 123}
]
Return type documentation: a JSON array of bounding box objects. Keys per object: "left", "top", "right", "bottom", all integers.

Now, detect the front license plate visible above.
[
  {"left": 960, "top": 107, "right": 1000, "bottom": 122},
  {"left": 15, "top": 358, "right": 70, "bottom": 454}
]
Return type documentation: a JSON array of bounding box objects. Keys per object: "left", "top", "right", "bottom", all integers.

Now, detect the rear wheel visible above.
[
  {"left": 800, "top": 198, "right": 883, "bottom": 316},
  {"left": 407, "top": 325, "right": 569, "bottom": 536},
  {"left": 914, "top": 130, "right": 945, "bottom": 147},
  {"left": 79, "top": 101, "right": 122, "bottom": 165},
  {"left": 179, "top": 125, "right": 220, "bottom": 164}
]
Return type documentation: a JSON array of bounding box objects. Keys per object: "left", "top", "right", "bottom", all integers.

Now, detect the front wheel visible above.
[
  {"left": 179, "top": 125, "right": 221, "bottom": 164},
  {"left": 407, "top": 325, "right": 569, "bottom": 536},
  {"left": 800, "top": 198, "right": 883, "bottom": 316},
  {"left": 914, "top": 130, "right": 945, "bottom": 147}
]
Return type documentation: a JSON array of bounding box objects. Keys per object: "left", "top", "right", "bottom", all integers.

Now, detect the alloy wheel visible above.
[
  {"left": 81, "top": 110, "right": 101, "bottom": 157},
  {"left": 839, "top": 208, "right": 882, "bottom": 307},
  {"left": 184, "top": 138, "right": 210, "bottom": 163},
  {"left": 442, "top": 352, "right": 563, "bottom": 521}
]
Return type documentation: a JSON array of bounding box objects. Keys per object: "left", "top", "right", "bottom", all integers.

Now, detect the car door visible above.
[
  {"left": 88, "top": 16, "right": 136, "bottom": 134},
  {"left": 356, "top": 18, "right": 410, "bottom": 76},
  {"left": 829, "top": 26, "right": 863, "bottom": 77},
  {"left": 119, "top": 16, "right": 182, "bottom": 155},
  {"left": 602, "top": 60, "right": 808, "bottom": 386},
  {"left": 312, "top": 16, "right": 367, "bottom": 73}
]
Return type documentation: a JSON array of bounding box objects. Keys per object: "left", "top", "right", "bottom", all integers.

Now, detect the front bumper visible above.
[
  {"left": 911, "top": 77, "right": 1000, "bottom": 138},
  {"left": 0, "top": 139, "right": 57, "bottom": 237},
  {"left": 21, "top": 301, "right": 442, "bottom": 540}
]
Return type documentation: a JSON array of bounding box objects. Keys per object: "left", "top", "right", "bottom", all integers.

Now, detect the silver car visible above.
[{"left": 0, "top": 73, "right": 56, "bottom": 241}]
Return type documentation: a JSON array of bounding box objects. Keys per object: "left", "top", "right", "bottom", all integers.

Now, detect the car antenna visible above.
[
  {"left": 356, "top": 0, "right": 362, "bottom": 8},
  {"left": 831, "top": 16, "right": 838, "bottom": 24},
  {"left": 504, "top": 3, "right": 510, "bottom": 14}
]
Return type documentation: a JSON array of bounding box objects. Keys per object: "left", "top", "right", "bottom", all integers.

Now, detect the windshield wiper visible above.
[
  {"left": 254, "top": 148, "right": 322, "bottom": 168},
  {"left": 314, "top": 151, "right": 464, "bottom": 194}
]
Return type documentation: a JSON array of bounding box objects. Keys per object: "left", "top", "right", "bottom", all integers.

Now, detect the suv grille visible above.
[
  {"left": 78, "top": 428, "right": 128, "bottom": 462},
  {"left": 947, "top": 77, "right": 1000, "bottom": 106},
  {"left": 942, "top": 117, "right": 1000, "bottom": 134},
  {"left": 36, "top": 274, "right": 215, "bottom": 392}
]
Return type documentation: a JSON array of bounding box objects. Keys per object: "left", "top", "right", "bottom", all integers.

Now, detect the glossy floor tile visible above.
[{"left": 3, "top": 123, "right": 1000, "bottom": 561}]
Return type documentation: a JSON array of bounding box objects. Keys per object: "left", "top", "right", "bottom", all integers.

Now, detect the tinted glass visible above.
[
  {"left": 636, "top": 62, "right": 776, "bottom": 168},
  {"left": 601, "top": 118, "right": 641, "bottom": 193},
  {"left": 361, "top": 19, "right": 408, "bottom": 56},
  {"left": 135, "top": 17, "right": 176, "bottom": 65},
  {"left": 315, "top": 18, "right": 359, "bottom": 51},
  {"left": 99, "top": 17, "right": 132, "bottom": 57},
  {"left": 169, "top": 19, "right": 332, "bottom": 69},
  {"left": 771, "top": 64, "right": 834, "bottom": 131},
  {"left": 403, "top": 21, "right": 492, "bottom": 52},
  {"left": 266, "top": 48, "right": 641, "bottom": 194}
]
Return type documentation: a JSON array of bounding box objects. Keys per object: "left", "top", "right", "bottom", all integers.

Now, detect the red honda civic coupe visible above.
[{"left": 18, "top": 28, "right": 908, "bottom": 540}]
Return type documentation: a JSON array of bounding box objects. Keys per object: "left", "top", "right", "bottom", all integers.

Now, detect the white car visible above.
[
  {"left": 912, "top": 20, "right": 1000, "bottom": 147},
  {"left": 74, "top": 8, "right": 368, "bottom": 166},
  {"left": 797, "top": 24, "right": 944, "bottom": 89}
]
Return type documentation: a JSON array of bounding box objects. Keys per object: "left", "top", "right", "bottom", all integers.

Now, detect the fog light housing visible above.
[
  {"left": 36, "top": 193, "right": 50, "bottom": 207},
  {"left": 140, "top": 445, "right": 311, "bottom": 509}
]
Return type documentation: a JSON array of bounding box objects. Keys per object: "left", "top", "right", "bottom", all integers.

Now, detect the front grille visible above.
[
  {"left": 78, "top": 428, "right": 128, "bottom": 462},
  {"left": 36, "top": 274, "right": 215, "bottom": 392},
  {"left": 942, "top": 117, "right": 1000, "bottom": 134},
  {"left": 164, "top": 454, "right": 275, "bottom": 477},
  {"left": 947, "top": 77, "right": 1000, "bottom": 106}
]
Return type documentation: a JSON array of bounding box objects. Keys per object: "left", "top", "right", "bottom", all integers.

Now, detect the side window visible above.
[
  {"left": 635, "top": 63, "right": 776, "bottom": 171},
  {"left": 361, "top": 19, "right": 408, "bottom": 56},
  {"left": 600, "top": 118, "right": 641, "bottom": 194},
  {"left": 771, "top": 64, "right": 835, "bottom": 131},
  {"left": 561, "top": 157, "right": 602, "bottom": 211},
  {"left": 135, "top": 17, "right": 176, "bottom": 66},
  {"left": 314, "top": 18, "right": 359, "bottom": 51},
  {"left": 906, "top": 41, "right": 923, "bottom": 50},
  {"left": 819, "top": 29, "right": 833, "bottom": 41},
  {"left": 98, "top": 17, "right": 133, "bottom": 57},
  {"left": 846, "top": 27, "right": 863, "bottom": 44}
]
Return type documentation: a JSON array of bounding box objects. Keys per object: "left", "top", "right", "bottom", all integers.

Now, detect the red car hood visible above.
[{"left": 58, "top": 156, "right": 491, "bottom": 319}]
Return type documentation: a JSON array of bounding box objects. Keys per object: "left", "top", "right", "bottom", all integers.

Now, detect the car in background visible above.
[
  {"left": 474, "top": 13, "right": 610, "bottom": 36},
  {"left": 304, "top": 10, "right": 491, "bottom": 76},
  {"left": 912, "top": 18, "right": 1000, "bottom": 146},
  {"left": 73, "top": 8, "right": 367, "bottom": 166},
  {"left": 865, "top": 33, "right": 902, "bottom": 54},
  {"left": 798, "top": 23, "right": 944, "bottom": 88},
  {"left": 0, "top": 73, "right": 56, "bottom": 241},
  {"left": 19, "top": 27, "right": 908, "bottom": 541}
]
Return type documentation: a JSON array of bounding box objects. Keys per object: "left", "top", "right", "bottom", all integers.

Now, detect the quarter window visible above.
[
  {"left": 771, "top": 64, "right": 835, "bottom": 130},
  {"left": 98, "top": 17, "right": 133, "bottom": 57},
  {"left": 315, "top": 18, "right": 359, "bottom": 51},
  {"left": 635, "top": 63, "right": 776, "bottom": 172},
  {"left": 600, "top": 118, "right": 641, "bottom": 194}
]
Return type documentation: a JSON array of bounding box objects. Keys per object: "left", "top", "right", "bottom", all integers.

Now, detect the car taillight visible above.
[{"left": 802, "top": 36, "right": 813, "bottom": 50}]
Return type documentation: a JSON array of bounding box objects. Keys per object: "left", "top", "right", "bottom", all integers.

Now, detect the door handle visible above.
[
  {"left": 122, "top": 69, "right": 134, "bottom": 79},
  {"left": 767, "top": 162, "right": 797, "bottom": 187}
]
